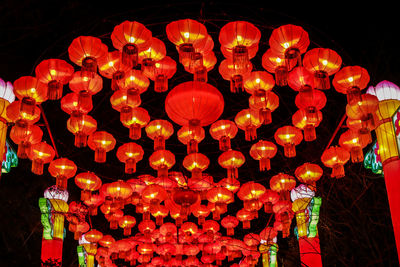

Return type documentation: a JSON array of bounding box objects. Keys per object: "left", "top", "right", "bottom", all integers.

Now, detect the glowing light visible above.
[
  {"left": 183, "top": 32, "right": 190, "bottom": 39},
  {"left": 283, "top": 42, "right": 290, "bottom": 49},
  {"left": 129, "top": 37, "right": 136, "bottom": 43},
  {"left": 237, "top": 35, "right": 243, "bottom": 42},
  {"left": 30, "top": 88, "right": 36, "bottom": 93},
  {"left": 276, "top": 57, "right": 282, "bottom": 63},
  {"left": 347, "top": 77, "right": 354, "bottom": 83},
  {"left": 50, "top": 69, "right": 57, "bottom": 76},
  {"left": 256, "top": 78, "right": 261, "bottom": 84},
  {"left": 108, "top": 61, "right": 114, "bottom": 67},
  {"left": 129, "top": 76, "right": 136, "bottom": 81},
  {"left": 322, "top": 59, "right": 328, "bottom": 66}
]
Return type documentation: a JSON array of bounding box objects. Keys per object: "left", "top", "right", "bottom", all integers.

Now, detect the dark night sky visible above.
[{"left": 0, "top": 1, "right": 399, "bottom": 266}]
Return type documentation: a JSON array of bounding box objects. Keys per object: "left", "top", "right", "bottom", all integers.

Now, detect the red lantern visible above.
[
  {"left": 346, "top": 93, "right": 378, "bottom": 131},
  {"left": 238, "top": 182, "right": 266, "bottom": 217},
  {"left": 188, "top": 174, "right": 214, "bottom": 200},
  {"left": 182, "top": 153, "right": 210, "bottom": 179},
  {"left": 27, "top": 142, "right": 55, "bottom": 175},
  {"left": 236, "top": 208, "right": 254, "bottom": 229},
  {"left": 48, "top": 158, "right": 77, "bottom": 190},
  {"left": 346, "top": 117, "right": 374, "bottom": 146},
  {"left": 219, "top": 58, "right": 252, "bottom": 93},
  {"left": 209, "top": 120, "right": 238, "bottom": 151},
  {"left": 111, "top": 20, "right": 153, "bottom": 67},
  {"left": 260, "top": 189, "right": 279, "bottom": 213},
  {"left": 248, "top": 91, "right": 279, "bottom": 125},
  {"left": 13, "top": 76, "right": 47, "bottom": 115},
  {"left": 138, "top": 219, "right": 156, "bottom": 239},
  {"left": 274, "top": 125, "right": 303, "bottom": 157},
  {"left": 338, "top": 129, "right": 367, "bottom": 163},
  {"left": 303, "top": 48, "right": 342, "bottom": 89},
  {"left": 139, "top": 37, "right": 167, "bottom": 74},
  {"left": 121, "top": 107, "right": 150, "bottom": 140},
  {"left": 321, "top": 146, "right": 350, "bottom": 178},
  {"left": 146, "top": 56, "right": 177, "bottom": 93},
  {"left": 177, "top": 125, "right": 205, "bottom": 154},
  {"left": 292, "top": 109, "right": 322, "bottom": 142},
  {"left": 85, "top": 229, "right": 103, "bottom": 243},
  {"left": 172, "top": 188, "right": 199, "bottom": 218},
  {"left": 294, "top": 163, "right": 323, "bottom": 190},
  {"left": 149, "top": 149, "right": 176, "bottom": 178},
  {"left": 145, "top": 120, "right": 174, "bottom": 150},
  {"left": 68, "top": 71, "right": 103, "bottom": 108},
  {"left": 98, "top": 50, "right": 132, "bottom": 91},
  {"left": 295, "top": 88, "right": 327, "bottom": 123},
  {"left": 243, "top": 71, "right": 275, "bottom": 95},
  {"left": 75, "top": 172, "right": 102, "bottom": 201},
  {"left": 249, "top": 140, "right": 277, "bottom": 171},
  {"left": 10, "top": 124, "right": 43, "bottom": 159},
  {"left": 119, "top": 215, "right": 137, "bottom": 236},
  {"left": 218, "top": 149, "right": 245, "bottom": 179},
  {"left": 87, "top": 131, "right": 116, "bottom": 163},
  {"left": 6, "top": 101, "right": 41, "bottom": 138},
  {"left": 191, "top": 203, "right": 210, "bottom": 225},
  {"left": 270, "top": 173, "right": 296, "bottom": 200},
  {"left": 218, "top": 177, "right": 241, "bottom": 194},
  {"left": 66, "top": 114, "right": 97, "bottom": 148},
  {"left": 206, "top": 187, "right": 234, "bottom": 220},
  {"left": 61, "top": 92, "right": 93, "bottom": 121},
  {"left": 234, "top": 108, "right": 262, "bottom": 141},
  {"left": 184, "top": 51, "right": 217, "bottom": 82},
  {"left": 221, "top": 215, "right": 239, "bottom": 236},
  {"left": 262, "top": 48, "right": 297, "bottom": 86},
  {"left": 288, "top": 66, "right": 315, "bottom": 97},
  {"left": 116, "top": 142, "right": 144, "bottom": 174},
  {"left": 333, "top": 66, "right": 370, "bottom": 104},
  {"left": 116, "top": 69, "right": 150, "bottom": 108}
]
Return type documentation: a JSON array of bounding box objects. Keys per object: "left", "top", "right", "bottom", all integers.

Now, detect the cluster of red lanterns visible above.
[{"left": 6, "top": 17, "right": 377, "bottom": 267}]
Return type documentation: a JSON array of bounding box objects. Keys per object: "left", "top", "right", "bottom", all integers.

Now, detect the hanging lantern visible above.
[
  {"left": 209, "top": 120, "right": 238, "bottom": 151},
  {"left": 248, "top": 91, "right": 279, "bottom": 125},
  {"left": 249, "top": 140, "right": 277, "bottom": 171},
  {"left": 172, "top": 188, "right": 199, "bottom": 218},
  {"left": 206, "top": 187, "right": 234, "bottom": 220},
  {"left": 295, "top": 88, "right": 327, "bottom": 123},
  {"left": 303, "top": 48, "right": 342, "bottom": 90},
  {"left": 333, "top": 66, "right": 370, "bottom": 104},
  {"left": 321, "top": 146, "right": 350, "bottom": 178},
  {"left": 66, "top": 114, "right": 97, "bottom": 148},
  {"left": 118, "top": 215, "right": 137, "bottom": 236},
  {"left": 116, "top": 142, "right": 144, "bottom": 174},
  {"left": 260, "top": 189, "right": 280, "bottom": 213},
  {"left": 221, "top": 215, "right": 239, "bottom": 236},
  {"left": 236, "top": 208, "right": 254, "bottom": 229},
  {"left": 116, "top": 69, "right": 150, "bottom": 108},
  {"left": 243, "top": 71, "right": 275, "bottom": 96},
  {"left": 87, "top": 131, "right": 116, "bottom": 163},
  {"left": 48, "top": 158, "right": 77, "bottom": 190},
  {"left": 292, "top": 109, "right": 323, "bottom": 142},
  {"left": 338, "top": 129, "right": 367, "bottom": 163},
  {"left": 145, "top": 56, "right": 177, "bottom": 93},
  {"left": 218, "top": 149, "right": 245, "bottom": 179},
  {"left": 274, "top": 125, "right": 303, "bottom": 158},
  {"left": 346, "top": 117, "right": 374, "bottom": 146},
  {"left": 111, "top": 20, "right": 153, "bottom": 67},
  {"left": 177, "top": 125, "right": 205, "bottom": 154},
  {"left": 188, "top": 173, "right": 214, "bottom": 200},
  {"left": 98, "top": 50, "right": 132, "bottom": 91},
  {"left": 346, "top": 93, "right": 379, "bottom": 132},
  {"left": 234, "top": 108, "right": 262, "bottom": 141},
  {"left": 10, "top": 124, "right": 42, "bottom": 159},
  {"left": 182, "top": 153, "right": 210, "bottom": 179},
  {"left": 74, "top": 172, "right": 102, "bottom": 201},
  {"left": 262, "top": 48, "right": 297, "bottom": 86},
  {"left": 145, "top": 120, "right": 174, "bottom": 150},
  {"left": 288, "top": 66, "right": 315, "bottom": 99},
  {"left": 149, "top": 149, "right": 175, "bottom": 178},
  {"left": 294, "top": 163, "right": 323, "bottom": 191},
  {"left": 68, "top": 71, "right": 103, "bottom": 108},
  {"left": 61, "top": 92, "right": 93, "bottom": 121},
  {"left": 184, "top": 51, "right": 217, "bottom": 82},
  {"left": 270, "top": 173, "right": 296, "bottom": 200},
  {"left": 121, "top": 107, "right": 150, "bottom": 140},
  {"left": 27, "top": 142, "right": 55, "bottom": 175},
  {"left": 191, "top": 202, "right": 210, "bottom": 225},
  {"left": 6, "top": 100, "right": 40, "bottom": 140},
  {"left": 237, "top": 181, "right": 266, "bottom": 217},
  {"left": 139, "top": 37, "right": 167, "bottom": 75},
  {"left": 219, "top": 58, "right": 252, "bottom": 93},
  {"left": 13, "top": 76, "right": 48, "bottom": 115}
]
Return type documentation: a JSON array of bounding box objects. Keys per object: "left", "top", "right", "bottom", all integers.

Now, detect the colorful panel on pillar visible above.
[
  {"left": 1, "top": 139, "right": 18, "bottom": 174},
  {"left": 299, "top": 237, "right": 322, "bottom": 267},
  {"left": 363, "top": 140, "right": 383, "bottom": 175},
  {"left": 392, "top": 107, "right": 400, "bottom": 152}
]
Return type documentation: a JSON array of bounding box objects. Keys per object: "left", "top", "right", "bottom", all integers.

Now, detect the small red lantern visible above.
[
  {"left": 274, "top": 125, "right": 303, "bottom": 158},
  {"left": 321, "top": 146, "right": 350, "bottom": 178},
  {"left": 248, "top": 91, "right": 279, "bottom": 125},
  {"left": 219, "top": 58, "right": 252, "bottom": 93},
  {"left": 333, "top": 66, "right": 370, "bottom": 104},
  {"left": 338, "top": 129, "right": 367, "bottom": 163},
  {"left": 249, "top": 140, "right": 277, "bottom": 171},
  {"left": 119, "top": 215, "right": 137, "bottom": 236},
  {"left": 75, "top": 172, "right": 102, "bottom": 201},
  {"left": 294, "top": 163, "right": 323, "bottom": 190},
  {"left": 97, "top": 50, "right": 132, "bottom": 91},
  {"left": 292, "top": 109, "right": 322, "bottom": 142},
  {"left": 145, "top": 120, "right": 174, "bottom": 150},
  {"left": 145, "top": 56, "right": 177, "bottom": 93},
  {"left": 13, "top": 76, "right": 47, "bottom": 116},
  {"left": 10, "top": 124, "right": 43, "bottom": 159},
  {"left": 234, "top": 109, "right": 262, "bottom": 141},
  {"left": 218, "top": 149, "right": 245, "bottom": 179},
  {"left": 270, "top": 173, "right": 296, "bottom": 200},
  {"left": 209, "top": 120, "right": 238, "bottom": 151},
  {"left": 121, "top": 107, "right": 150, "bottom": 140},
  {"left": 243, "top": 71, "right": 275, "bottom": 95},
  {"left": 66, "top": 114, "right": 97, "bottom": 148},
  {"left": 149, "top": 149, "right": 176, "bottom": 178},
  {"left": 221, "top": 215, "right": 239, "bottom": 236},
  {"left": 183, "top": 153, "right": 210, "bottom": 179},
  {"left": 116, "top": 142, "right": 144, "bottom": 174},
  {"left": 177, "top": 125, "right": 205, "bottom": 154},
  {"left": 262, "top": 48, "right": 297, "bottom": 86},
  {"left": 27, "top": 142, "right": 55, "bottom": 175},
  {"left": 48, "top": 158, "right": 77, "bottom": 190},
  {"left": 87, "top": 131, "right": 116, "bottom": 163}
]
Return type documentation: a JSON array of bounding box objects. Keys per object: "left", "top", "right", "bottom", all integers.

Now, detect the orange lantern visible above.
[
  {"left": 274, "top": 125, "right": 303, "bottom": 158},
  {"left": 13, "top": 76, "right": 47, "bottom": 116},
  {"left": 269, "top": 24, "right": 310, "bottom": 66},
  {"left": 234, "top": 108, "right": 262, "bottom": 141},
  {"left": 333, "top": 66, "right": 370, "bottom": 104},
  {"left": 219, "top": 21, "right": 261, "bottom": 71},
  {"left": 105, "top": 180, "right": 133, "bottom": 210},
  {"left": 248, "top": 91, "right": 279, "bottom": 125},
  {"left": 184, "top": 51, "right": 217, "bottom": 82},
  {"left": 295, "top": 88, "right": 327, "bottom": 123},
  {"left": 87, "top": 131, "right": 116, "bottom": 163},
  {"left": 68, "top": 36, "right": 108, "bottom": 74},
  {"left": 149, "top": 149, "right": 176, "bottom": 178},
  {"left": 116, "top": 69, "right": 150, "bottom": 107},
  {"left": 139, "top": 37, "right": 167, "bottom": 74},
  {"left": 6, "top": 100, "right": 41, "bottom": 138},
  {"left": 206, "top": 187, "right": 234, "bottom": 220},
  {"left": 121, "top": 107, "right": 150, "bottom": 140},
  {"left": 68, "top": 71, "right": 103, "bottom": 108},
  {"left": 48, "top": 158, "right": 77, "bottom": 190},
  {"left": 288, "top": 66, "right": 315, "bottom": 98},
  {"left": 111, "top": 20, "right": 152, "bottom": 67},
  {"left": 97, "top": 50, "right": 132, "bottom": 91},
  {"left": 191, "top": 202, "right": 210, "bottom": 225},
  {"left": 141, "top": 184, "right": 169, "bottom": 214},
  {"left": 270, "top": 173, "right": 296, "bottom": 200},
  {"left": 35, "top": 58, "right": 74, "bottom": 100},
  {"left": 338, "top": 129, "right": 367, "bottom": 163},
  {"left": 345, "top": 93, "right": 379, "bottom": 131},
  {"left": 237, "top": 181, "right": 266, "bottom": 217},
  {"left": 219, "top": 58, "right": 252, "bottom": 93},
  {"left": 182, "top": 153, "right": 210, "bottom": 179},
  {"left": 321, "top": 146, "right": 350, "bottom": 178},
  {"left": 119, "top": 215, "right": 137, "bottom": 236},
  {"left": 294, "top": 163, "right": 323, "bottom": 190},
  {"left": 10, "top": 124, "right": 43, "bottom": 159},
  {"left": 303, "top": 48, "right": 342, "bottom": 89},
  {"left": 74, "top": 172, "right": 102, "bottom": 201},
  {"left": 98, "top": 234, "right": 115, "bottom": 248},
  {"left": 260, "top": 189, "right": 279, "bottom": 213},
  {"left": 177, "top": 125, "right": 205, "bottom": 154},
  {"left": 209, "top": 120, "right": 238, "bottom": 151},
  {"left": 221, "top": 215, "right": 239, "bottom": 236},
  {"left": 262, "top": 48, "right": 297, "bottom": 86},
  {"left": 292, "top": 109, "right": 323, "bottom": 142},
  {"left": 61, "top": 92, "right": 93, "bottom": 120},
  {"left": 218, "top": 149, "right": 245, "bottom": 179},
  {"left": 346, "top": 117, "right": 374, "bottom": 146},
  {"left": 145, "top": 120, "right": 174, "bottom": 150},
  {"left": 27, "top": 142, "right": 55, "bottom": 175},
  {"left": 249, "top": 140, "right": 277, "bottom": 171},
  {"left": 83, "top": 193, "right": 104, "bottom": 216},
  {"left": 146, "top": 56, "right": 177, "bottom": 93},
  {"left": 66, "top": 114, "right": 97, "bottom": 148},
  {"left": 218, "top": 177, "right": 241, "bottom": 194},
  {"left": 151, "top": 205, "right": 169, "bottom": 225},
  {"left": 243, "top": 71, "right": 275, "bottom": 96},
  {"left": 105, "top": 209, "right": 124, "bottom": 230},
  {"left": 116, "top": 142, "right": 144, "bottom": 174},
  {"left": 138, "top": 219, "right": 156, "bottom": 239},
  {"left": 85, "top": 229, "right": 103, "bottom": 244},
  {"left": 236, "top": 208, "right": 254, "bottom": 229}
]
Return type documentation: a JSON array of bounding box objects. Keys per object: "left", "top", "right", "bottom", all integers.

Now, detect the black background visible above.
[{"left": 0, "top": 1, "right": 399, "bottom": 266}]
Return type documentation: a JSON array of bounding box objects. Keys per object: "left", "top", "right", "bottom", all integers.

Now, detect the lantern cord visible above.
[
  {"left": 323, "top": 112, "right": 347, "bottom": 152},
  {"left": 39, "top": 104, "right": 59, "bottom": 158}
]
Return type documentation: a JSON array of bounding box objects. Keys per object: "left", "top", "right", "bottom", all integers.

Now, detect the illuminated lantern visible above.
[
  {"left": 27, "top": 142, "right": 55, "bottom": 175},
  {"left": 238, "top": 182, "right": 266, "bottom": 216},
  {"left": 184, "top": 51, "right": 217, "bottom": 82},
  {"left": 139, "top": 37, "right": 167, "bottom": 75},
  {"left": 83, "top": 192, "right": 104, "bottom": 216},
  {"left": 68, "top": 36, "right": 108, "bottom": 74},
  {"left": 149, "top": 149, "right": 175, "bottom": 178},
  {"left": 6, "top": 100, "right": 40, "bottom": 140},
  {"left": 303, "top": 48, "right": 342, "bottom": 90},
  {"left": 147, "top": 56, "right": 177, "bottom": 93},
  {"left": 138, "top": 219, "right": 156, "bottom": 239},
  {"left": 10, "top": 124, "right": 42, "bottom": 159},
  {"left": 183, "top": 153, "right": 210, "bottom": 179},
  {"left": 206, "top": 187, "right": 234, "bottom": 220},
  {"left": 48, "top": 158, "right": 77, "bottom": 190},
  {"left": 166, "top": 19, "right": 208, "bottom": 64},
  {"left": 269, "top": 24, "right": 310, "bottom": 66},
  {"left": 98, "top": 50, "right": 132, "bottom": 91},
  {"left": 236, "top": 208, "right": 254, "bottom": 229},
  {"left": 74, "top": 172, "right": 102, "bottom": 201},
  {"left": 249, "top": 140, "right": 277, "bottom": 171},
  {"left": 346, "top": 93, "right": 379, "bottom": 132},
  {"left": 87, "top": 131, "right": 116, "bottom": 163},
  {"left": 209, "top": 120, "right": 238, "bottom": 151},
  {"left": 339, "top": 129, "right": 367, "bottom": 163},
  {"left": 61, "top": 92, "right": 93, "bottom": 122},
  {"left": 288, "top": 66, "right": 315, "bottom": 100},
  {"left": 121, "top": 107, "right": 150, "bottom": 140},
  {"left": 153, "top": 175, "right": 179, "bottom": 192},
  {"left": 177, "top": 125, "right": 205, "bottom": 154},
  {"left": 98, "top": 234, "right": 115, "bottom": 248},
  {"left": 248, "top": 91, "right": 279, "bottom": 125},
  {"left": 294, "top": 163, "right": 323, "bottom": 190},
  {"left": 260, "top": 189, "right": 279, "bottom": 213},
  {"left": 145, "top": 120, "right": 174, "bottom": 150},
  {"left": 34, "top": 59, "right": 74, "bottom": 100},
  {"left": 218, "top": 149, "right": 245, "bottom": 179},
  {"left": 151, "top": 204, "right": 169, "bottom": 225},
  {"left": 274, "top": 125, "right": 303, "bottom": 158},
  {"left": 262, "top": 48, "right": 297, "bottom": 86},
  {"left": 66, "top": 114, "right": 97, "bottom": 148},
  {"left": 119, "top": 215, "right": 136, "bottom": 236},
  {"left": 321, "top": 146, "right": 350, "bottom": 178},
  {"left": 333, "top": 66, "right": 370, "bottom": 104},
  {"left": 116, "top": 142, "right": 144, "bottom": 174},
  {"left": 141, "top": 184, "right": 168, "bottom": 216},
  {"left": 13, "top": 76, "right": 47, "bottom": 115},
  {"left": 188, "top": 173, "right": 214, "bottom": 200},
  {"left": 165, "top": 81, "right": 224, "bottom": 137},
  {"left": 181, "top": 221, "right": 199, "bottom": 242},
  {"left": 70, "top": 221, "right": 90, "bottom": 241},
  {"left": 243, "top": 71, "right": 275, "bottom": 96},
  {"left": 219, "top": 21, "right": 261, "bottom": 71},
  {"left": 292, "top": 109, "right": 323, "bottom": 142},
  {"left": 202, "top": 220, "right": 220, "bottom": 240},
  {"left": 191, "top": 203, "right": 210, "bottom": 225},
  {"left": 116, "top": 69, "right": 150, "bottom": 109},
  {"left": 111, "top": 20, "right": 152, "bottom": 67},
  {"left": 160, "top": 222, "right": 177, "bottom": 242},
  {"left": 346, "top": 117, "right": 374, "bottom": 146},
  {"left": 219, "top": 58, "right": 252, "bottom": 93},
  {"left": 68, "top": 71, "right": 103, "bottom": 108},
  {"left": 218, "top": 177, "right": 241, "bottom": 194},
  {"left": 272, "top": 200, "right": 293, "bottom": 238},
  {"left": 295, "top": 88, "right": 326, "bottom": 123},
  {"left": 270, "top": 173, "right": 296, "bottom": 200},
  {"left": 221, "top": 215, "right": 239, "bottom": 236},
  {"left": 234, "top": 108, "right": 262, "bottom": 141}
]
